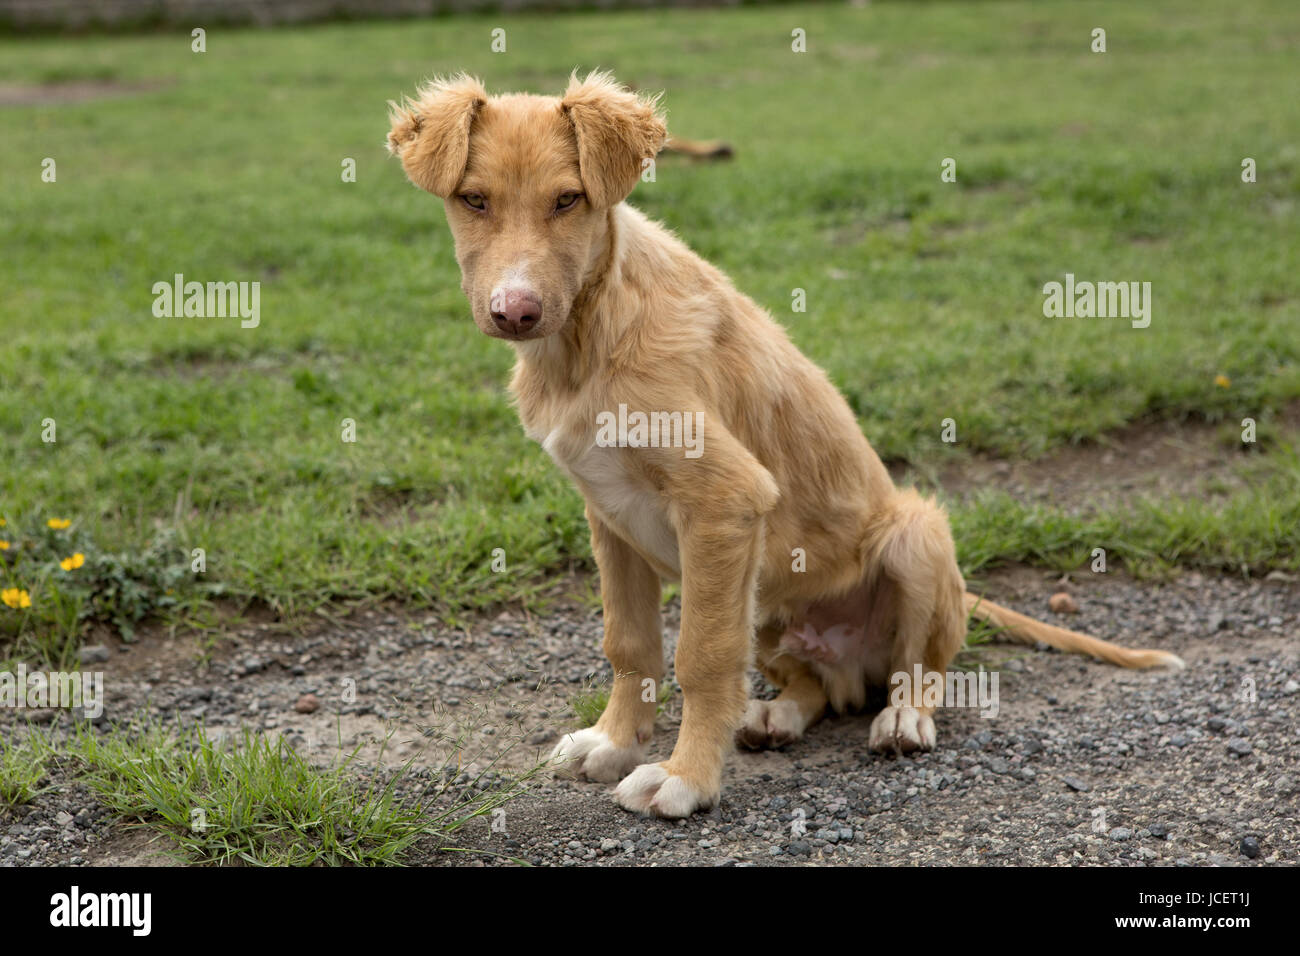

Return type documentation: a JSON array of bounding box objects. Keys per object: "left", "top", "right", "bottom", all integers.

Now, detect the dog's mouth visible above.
[{"left": 484, "top": 323, "right": 546, "bottom": 342}]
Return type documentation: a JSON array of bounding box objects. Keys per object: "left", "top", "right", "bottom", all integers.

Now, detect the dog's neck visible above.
[{"left": 512, "top": 205, "right": 626, "bottom": 394}]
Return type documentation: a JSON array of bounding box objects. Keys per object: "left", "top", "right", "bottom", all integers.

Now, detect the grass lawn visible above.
[{"left": 2, "top": 0, "right": 1299, "bottom": 664}]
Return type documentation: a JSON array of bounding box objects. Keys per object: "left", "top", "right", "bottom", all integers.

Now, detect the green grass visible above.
[
  {"left": 75, "top": 724, "right": 434, "bottom": 865},
  {"left": 957, "top": 447, "right": 1300, "bottom": 578},
  {"left": 2, "top": 0, "right": 1298, "bottom": 658},
  {"left": 571, "top": 676, "right": 676, "bottom": 729},
  {"left": 0, "top": 730, "right": 55, "bottom": 807},
  {"left": 3, "top": 719, "right": 545, "bottom": 865}
]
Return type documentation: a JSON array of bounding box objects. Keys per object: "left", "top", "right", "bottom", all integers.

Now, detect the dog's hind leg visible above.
[
  {"left": 736, "top": 623, "right": 828, "bottom": 750},
  {"left": 864, "top": 489, "right": 967, "bottom": 754},
  {"left": 551, "top": 510, "right": 663, "bottom": 782}
]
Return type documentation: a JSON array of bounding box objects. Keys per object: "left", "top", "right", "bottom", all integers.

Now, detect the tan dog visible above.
[{"left": 387, "top": 71, "right": 1184, "bottom": 818}]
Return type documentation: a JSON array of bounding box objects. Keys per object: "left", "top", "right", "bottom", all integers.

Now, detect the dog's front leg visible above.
[
  {"left": 614, "top": 447, "right": 777, "bottom": 818},
  {"left": 551, "top": 509, "right": 662, "bottom": 782}
]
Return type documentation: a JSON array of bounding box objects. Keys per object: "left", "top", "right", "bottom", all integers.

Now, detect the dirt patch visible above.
[
  {"left": 0, "top": 79, "right": 166, "bottom": 107},
  {"left": 892, "top": 401, "right": 1300, "bottom": 509},
  {"left": 82, "top": 826, "right": 176, "bottom": 867}
]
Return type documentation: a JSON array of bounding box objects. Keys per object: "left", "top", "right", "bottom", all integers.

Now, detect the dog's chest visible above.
[{"left": 529, "top": 421, "right": 681, "bottom": 577}]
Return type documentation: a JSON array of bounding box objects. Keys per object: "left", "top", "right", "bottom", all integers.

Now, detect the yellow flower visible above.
[
  {"left": 1214, "top": 374, "right": 1231, "bottom": 388},
  {"left": 2, "top": 588, "right": 31, "bottom": 609},
  {"left": 0, "top": 518, "right": 6, "bottom": 526},
  {"left": 0, "top": 540, "right": 9, "bottom": 550},
  {"left": 60, "top": 552, "right": 86, "bottom": 571},
  {"left": 47, "top": 518, "right": 71, "bottom": 529}
]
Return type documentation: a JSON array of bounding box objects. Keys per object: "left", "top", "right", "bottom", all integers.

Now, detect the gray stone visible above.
[{"left": 1226, "top": 738, "right": 1253, "bottom": 757}]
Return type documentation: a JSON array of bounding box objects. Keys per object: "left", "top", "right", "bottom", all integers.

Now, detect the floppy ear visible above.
[
  {"left": 386, "top": 74, "right": 488, "bottom": 198},
  {"left": 561, "top": 70, "right": 667, "bottom": 209}
]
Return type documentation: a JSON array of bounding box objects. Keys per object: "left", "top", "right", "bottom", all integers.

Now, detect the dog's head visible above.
[{"left": 387, "top": 71, "right": 666, "bottom": 342}]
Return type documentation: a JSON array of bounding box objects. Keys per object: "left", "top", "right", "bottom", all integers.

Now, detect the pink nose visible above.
[{"left": 491, "top": 290, "right": 542, "bottom": 336}]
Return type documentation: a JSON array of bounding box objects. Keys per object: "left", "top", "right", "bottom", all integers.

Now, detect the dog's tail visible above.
[
  {"left": 660, "top": 135, "right": 734, "bottom": 160},
  {"left": 964, "top": 592, "right": 1185, "bottom": 671}
]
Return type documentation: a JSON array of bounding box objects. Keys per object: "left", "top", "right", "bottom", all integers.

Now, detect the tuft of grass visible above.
[
  {"left": 571, "top": 677, "right": 676, "bottom": 729},
  {"left": 961, "top": 606, "right": 1008, "bottom": 651},
  {"left": 0, "top": 728, "right": 56, "bottom": 807},
  {"left": 62, "top": 718, "right": 542, "bottom": 866},
  {"left": 570, "top": 679, "right": 610, "bottom": 729}
]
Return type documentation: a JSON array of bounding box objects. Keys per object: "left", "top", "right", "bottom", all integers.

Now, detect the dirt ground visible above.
[{"left": 2, "top": 420, "right": 1298, "bottom": 867}]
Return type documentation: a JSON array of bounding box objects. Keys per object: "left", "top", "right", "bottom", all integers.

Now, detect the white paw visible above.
[
  {"left": 736, "top": 699, "right": 807, "bottom": 750},
  {"left": 549, "top": 727, "right": 645, "bottom": 783},
  {"left": 613, "top": 762, "right": 716, "bottom": 818},
  {"left": 868, "top": 705, "right": 936, "bottom": 754}
]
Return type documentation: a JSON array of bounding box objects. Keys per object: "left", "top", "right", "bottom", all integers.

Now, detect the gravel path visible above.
[{"left": 2, "top": 563, "right": 1296, "bottom": 867}]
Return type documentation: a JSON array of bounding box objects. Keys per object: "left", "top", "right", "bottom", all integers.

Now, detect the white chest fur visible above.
[{"left": 535, "top": 425, "right": 681, "bottom": 577}]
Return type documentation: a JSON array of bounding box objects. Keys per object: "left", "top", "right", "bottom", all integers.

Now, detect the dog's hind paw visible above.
[
  {"left": 736, "top": 699, "right": 806, "bottom": 750},
  {"left": 549, "top": 728, "right": 645, "bottom": 783},
  {"left": 614, "top": 763, "right": 717, "bottom": 818},
  {"left": 868, "top": 705, "right": 936, "bottom": 754}
]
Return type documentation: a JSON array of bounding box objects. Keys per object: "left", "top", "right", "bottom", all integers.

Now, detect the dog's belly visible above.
[
  {"left": 780, "top": 618, "right": 893, "bottom": 689},
  {"left": 540, "top": 429, "right": 681, "bottom": 577},
  {"left": 776, "top": 574, "right": 897, "bottom": 706}
]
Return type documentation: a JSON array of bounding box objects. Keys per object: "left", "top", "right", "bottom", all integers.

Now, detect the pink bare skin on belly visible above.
[{"left": 778, "top": 575, "right": 898, "bottom": 687}]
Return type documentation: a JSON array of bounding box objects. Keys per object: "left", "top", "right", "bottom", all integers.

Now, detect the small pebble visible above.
[
  {"left": 1048, "top": 592, "right": 1079, "bottom": 614},
  {"left": 1226, "top": 738, "right": 1253, "bottom": 758}
]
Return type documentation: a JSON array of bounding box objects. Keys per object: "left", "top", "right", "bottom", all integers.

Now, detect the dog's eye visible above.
[
  {"left": 461, "top": 193, "right": 486, "bottom": 211},
  {"left": 555, "top": 192, "right": 582, "bottom": 211}
]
